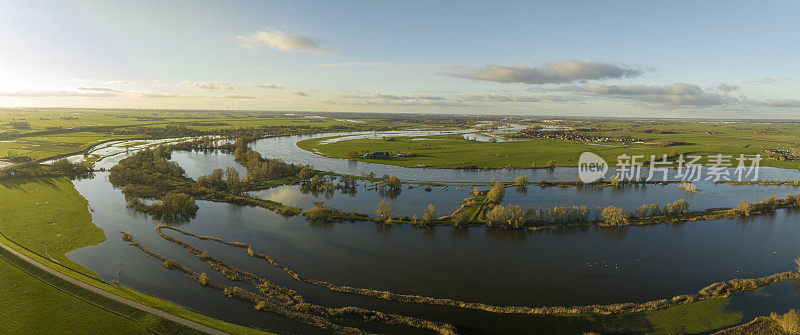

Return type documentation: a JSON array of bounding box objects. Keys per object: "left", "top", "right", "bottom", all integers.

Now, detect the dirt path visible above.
[{"left": 0, "top": 238, "right": 228, "bottom": 335}]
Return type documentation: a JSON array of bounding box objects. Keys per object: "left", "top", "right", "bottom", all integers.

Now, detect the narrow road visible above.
[{"left": 0, "top": 238, "right": 228, "bottom": 335}]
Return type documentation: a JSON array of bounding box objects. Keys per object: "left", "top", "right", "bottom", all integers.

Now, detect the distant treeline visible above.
[{"left": 0, "top": 158, "right": 92, "bottom": 179}]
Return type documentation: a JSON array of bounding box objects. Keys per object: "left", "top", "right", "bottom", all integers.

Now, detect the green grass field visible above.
[
  {"left": 0, "top": 132, "right": 134, "bottom": 160},
  {"left": 0, "top": 246, "right": 201, "bottom": 335},
  {"left": 0, "top": 177, "right": 105, "bottom": 276},
  {"left": 643, "top": 298, "right": 743, "bottom": 334},
  {"left": 0, "top": 176, "right": 206, "bottom": 334},
  {"left": 299, "top": 135, "right": 647, "bottom": 169},
  {"left": 299, "top": 131, "right": 800, "bottom": 169},
  {"left": 0, "top": 109, "right": 363, "bottom": 161}
]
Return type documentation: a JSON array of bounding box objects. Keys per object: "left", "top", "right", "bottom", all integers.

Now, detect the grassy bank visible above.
[
  {"left": 0, "top": 176, "right": 105, "bottom": 276},
  {"left": 0, "top": 246, "right": 200, "bottom": 335},
  {"left": 644, "top": 297, "right": 742, "bottom": 334},
  {"left": 0, "top": 176, "right": 270, "bottom": 334},
  {"left": 298, "top": 133, "right": 800, "bottom": 169},
  {"left": 299, "top": 135, "right": 640, "bottom": 168}
]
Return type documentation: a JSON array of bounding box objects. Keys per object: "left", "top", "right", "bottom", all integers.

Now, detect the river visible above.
[{"left": 63, "top": 131, "right": 800, "bottom": 334}]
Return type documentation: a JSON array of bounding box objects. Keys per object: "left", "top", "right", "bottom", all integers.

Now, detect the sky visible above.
[{"left": 1, "top": 0, "right": 800, "bottom": 118}]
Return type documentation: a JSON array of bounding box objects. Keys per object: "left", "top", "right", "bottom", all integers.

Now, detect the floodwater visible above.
[
  {"left": 248, "top": 131, "right": 800, "bottom": 183},
  {"left": 65, "top": 132, "right": 800, "bottom": 334}
]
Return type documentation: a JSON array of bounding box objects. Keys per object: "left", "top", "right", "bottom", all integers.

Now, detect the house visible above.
[{"left": 363, "top": 152, "right": 392, "bottom": 159}]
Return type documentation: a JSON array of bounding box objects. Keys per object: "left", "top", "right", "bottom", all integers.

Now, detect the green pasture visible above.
[{"left": 299, "top": 131, "right": 800, "bottom": 169}]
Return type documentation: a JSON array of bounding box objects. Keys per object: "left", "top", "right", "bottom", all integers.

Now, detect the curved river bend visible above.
[{"left": 63, "top": 132, "right": 800, "bottom": 334}]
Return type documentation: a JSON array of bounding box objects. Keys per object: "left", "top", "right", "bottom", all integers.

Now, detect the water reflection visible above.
[
  {"left": 61, "top": 139, "right": 800, "bottom": 334},
  {"left": 484, "top": 228, "right": 528, "bottom": 242}
]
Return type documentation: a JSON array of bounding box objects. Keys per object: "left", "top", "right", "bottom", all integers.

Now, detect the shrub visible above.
[
  {"left": 375, "top": 201, "right": 394, "bottom": 221},
  {"left": 601, "top": 205, "right": 629, "bottom": 226},
  {"left": 422, "top": 204, "right": 437, "bottom": 224},
  {"left": 302, "top": 202, "right": 338, "bottom": 221},
  {"left": 199, "top": 273, "right": 210, "bottom": 286},
  {"left": 787, "top": 193, "right": 800, "bottom": 207},
  {"left": 648, "top": 204, "right": 661, "bottom": 216},
  {"left": 451, "top": 210, "right": 471, "bottom": 226},
  {"left": 51, "top": 158, "right": 93, "bottom": 179},
  {"left": 635, "top": 204, "right": 650, "bottom": 217},
  {"left": 770, "top": 309, "right": 800, "bottom": 334},
  {"left": 470, "top": 187, "right": 480, "bottom": 197},
  {"left": 665, "top": 199, "right": 688, "bottom": 214},
  {"left": 738, "top": 199, "right": 752, "bottom": 216},
  {"left": 383, "top": 175, "right": 402, "bottom": 190},
  {"left": 128, "top": 192, "right": 199, "bottom": 223},
  {"left": 198, "top": 168, "right": 225, "bottom": 190},
  {"left": 486, "top": 205, "right": 526, "bottom": 229},
  {"left": 486, "top": 182, "right": 505, "bottom": 204},
  {"left": 678, "top": 182, "right": 698, "bottom": 193},
  {"left": 225, "top": 167, "right": 243, "bottom": 195},
  {"left": 764, "top": 195, "right": 780, "bottom": 212},
  {"left": 164, "top": 259, "right": 179, "bottom": 270},
  {"left": 610, "top": 174, "right": 620, "bottom": 187},
  {"left": 514, "top": 175, "right": 528, "bottom": 186}
]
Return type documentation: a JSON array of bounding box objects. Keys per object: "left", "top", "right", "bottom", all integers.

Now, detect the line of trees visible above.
[
  {"left": 738, "top": 193, "right": 800, "bottom": 216},
  {"left": 127, "top": 192, "right": 199, "bottom": 223},
  {"left": 231, "top": 139, "right": 309, "bottom": 181},
  {"left": 0, "top": 158, "right": 93, "bottom": 179},
  {"left": 197, "top": 167, "right": 244, "bottom": 195},
  {"left": 635, "top": 199, "right": 689, "bottom": 217},
  {"left": 486, "top": 182, "right": 505, "bottom": 204}
]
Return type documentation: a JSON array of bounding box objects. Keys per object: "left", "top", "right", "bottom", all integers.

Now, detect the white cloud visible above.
[
  {"left": 290, "top": 90, "right": 309, "bottom": 97},
  {"left": 457, "top": 93, "right": 580, "bottom": 103},
  {"left": 180, "top": 81, "right": 234, "bottom": 91},
  {"left": 334, "top": 91, "right": 578, "bottom": 106},
  {"left": 336, "top": 92, "right": 465, "bottom": 106},
  {"left": 317, "top": 62, "right": 460, "bottom": 74},
  {"left": 449, "top": 60, "right": 643, "bottom": 84},
  {"left": 78, "top": 87, "right": 122, "bottom": 93},
  {"left": 561, "top": 83, "right": 737, "bottom": 106},
  {"left": 224, "top": 94, "right": 256, "bottom": 99},
  {"left": 104, "top": 80, "right": 136, "bottom": 86},
  {"left": 339, "top": 93, "right": 446, "bottom": 101},
  {"left": 749, "top": 77, "right": 797, "bottom": 84},
  {"left": 458, "top": 93, "right": 541, "bottom": 102},
  {"left": 716, "top": 83, "right": 739, "bottom": 93},
  {"left": 140, "top": 92, "right": 190, "bottom": 98},
  {"left": 254, "top": 83, "right": 283, "bottom": 89},
  {"left": 237, "top": 29, "right": 328, "bottom": 53},
  {"left": 0, "top": 90, "right": 117, "bottom": 98},
  {"left": 750, "top": 99, "right": 800, "bottom": 108},
  {"left": 138, "top": 92, "right": 255, "bottom": 100},
  {"left": 328, "top": 93, "right": 472, "bottom": 107}
]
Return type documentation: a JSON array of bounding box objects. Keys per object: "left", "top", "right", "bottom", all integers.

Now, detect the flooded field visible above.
[{"left": 64, "top": 133, "right": 800, "bottom": 334}]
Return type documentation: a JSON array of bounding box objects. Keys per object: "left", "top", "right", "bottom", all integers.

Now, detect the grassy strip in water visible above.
[
  {"left": 643, "top": 298, "right": 743, "bottom": 334},
  {"left": 714, "top": 309, "right": 800, "bottom": 335},
  {"left": 290, "top": 182, "right": 800, "bottom": 230},
  {"left": 717, "top": 180, "right": 800, "bottom": 186},
  {"left": 155, "top": 225, "right": 800, "bottom": 317},
  {"left": 123, "top": 231, "right": 456, "bottom": 335}
]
